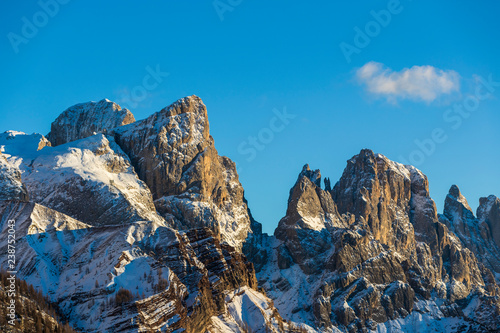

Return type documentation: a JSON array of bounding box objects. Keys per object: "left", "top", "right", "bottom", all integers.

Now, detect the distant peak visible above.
[
  {"left": 169, "top": 95, "right": 203, "bottom": 106},
  {"left": 158, "top": 95, "right": 208, "bottom": 124},
  {"left": 162, "top": 95, "right": 204, "bottom": 110},
  {"left": 445, "top": 184, "right": 473, "bottom": 213},
  {"left": 448, "top": 185, "right": 461, "bottom": 199},
  {"left": 478, "top": 195, "right": 500, "bottom": 221},
  {"left": 72, "top": 99, "right": 122, "bottom": 111},
  {"left": 360, "top": 148, "right": 376, "bottom": 156},
  {"left": 479, "top": 195, "right": 499, "bottom": 206},
  {"left": 4, "top": 130, "right": 27, "bottom": 137}
]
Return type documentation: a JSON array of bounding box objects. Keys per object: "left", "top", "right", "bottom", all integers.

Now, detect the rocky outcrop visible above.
[
  {"left": 113, "top": 96, "right": 252, "bottom": 249},
  {"left": 47, "top": 99, "right": 135, "bottom": 146},
  {"left": 252, "top": 149, "right": 500, "bottom": 332},
  {"left": 440, "top": 185, "right": 500, "bottom": 275},
  {"left": 332, "top": 150, "right": 420, "bottom": 253}
]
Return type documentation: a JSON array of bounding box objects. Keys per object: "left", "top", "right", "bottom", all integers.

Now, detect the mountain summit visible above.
[{"left": 47, "top": 99, "right": 135, "bottom": 146}]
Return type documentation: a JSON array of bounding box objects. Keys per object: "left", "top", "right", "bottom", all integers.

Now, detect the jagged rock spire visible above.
[{"left": 441, "top": 185, "right": 500, "bottom": 275}]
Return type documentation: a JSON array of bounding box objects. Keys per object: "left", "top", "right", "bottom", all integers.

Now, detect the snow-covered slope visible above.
[
  {"left": 0, "top": 130, "right": 51, "bottom": 155},
  {"left": 0, "top": 151, "right": 28, "bottom": 201},
  {"left": 1, "top": 131, "right": 163, "bottom": 226},
  {"left": 208, "top": 286, "right": 314, "bottom": 333}
]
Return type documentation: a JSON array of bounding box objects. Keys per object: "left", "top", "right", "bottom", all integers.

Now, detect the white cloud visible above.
[{"left": 356, "top": 61, "right": 460, "bottom": 103}]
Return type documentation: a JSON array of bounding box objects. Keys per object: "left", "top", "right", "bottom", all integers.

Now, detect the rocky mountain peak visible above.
[
  {"left": 441, "top": 187, "right": 500, "bottom": 277},
  {"left": 446, "top": 184, "right": 473, "bottom": 213},
  {"left": 478, "top": 195, "right": 500, "bottom": 222},
  {"left": 47, "top": 99, "right": 135, "bottom": 146},
  {"left": 477, "top": 195, "right": 500, "bottom": 247},
  {"left": 161, "top": 95, "right": 207, "bottom": 118},
  {"left": 332, "top": 149, "right": 415, "bottom": 212},
  {"left": 332, "top": 149, "right": 419, "bottom": 249},
  {"left": 298, "top": 164, "right": 322, "bottom": 187},
  {"left": 113, "top": 95, "right": 251, "bottom": 250},
  {"left": 442, "top": 185, "right": 478, "bottom": 251},
  {"left": 274, "top": 162, "right": 341, "bottom": 273},
  {"left": 448, "top": 184, "right": 461, "bottom": 198}
]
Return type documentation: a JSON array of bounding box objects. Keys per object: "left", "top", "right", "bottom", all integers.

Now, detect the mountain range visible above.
[{"left": 0, "top": 96, "right": 499, "bottom": 332}]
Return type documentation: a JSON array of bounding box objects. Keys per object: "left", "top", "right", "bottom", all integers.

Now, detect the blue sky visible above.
[{"left": 1, "top": 1, "right": 499, "bottom": 234}]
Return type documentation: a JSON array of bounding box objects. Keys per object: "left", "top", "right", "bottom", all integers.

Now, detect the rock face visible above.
[
  {"left": 249, "top": 149, "right": 500, "bottom": 332},
  {"left": 332, "top": 150, "right": 417, "bottom": 252},
  {"left": 113, "top": 96, "right": 251, "bottom": 250},
  {"left": 47, "top": 99, "right": 135, "bottom": 146},
  {"left": 441, "top": 186, "right": 500, "bottom": 275}
]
